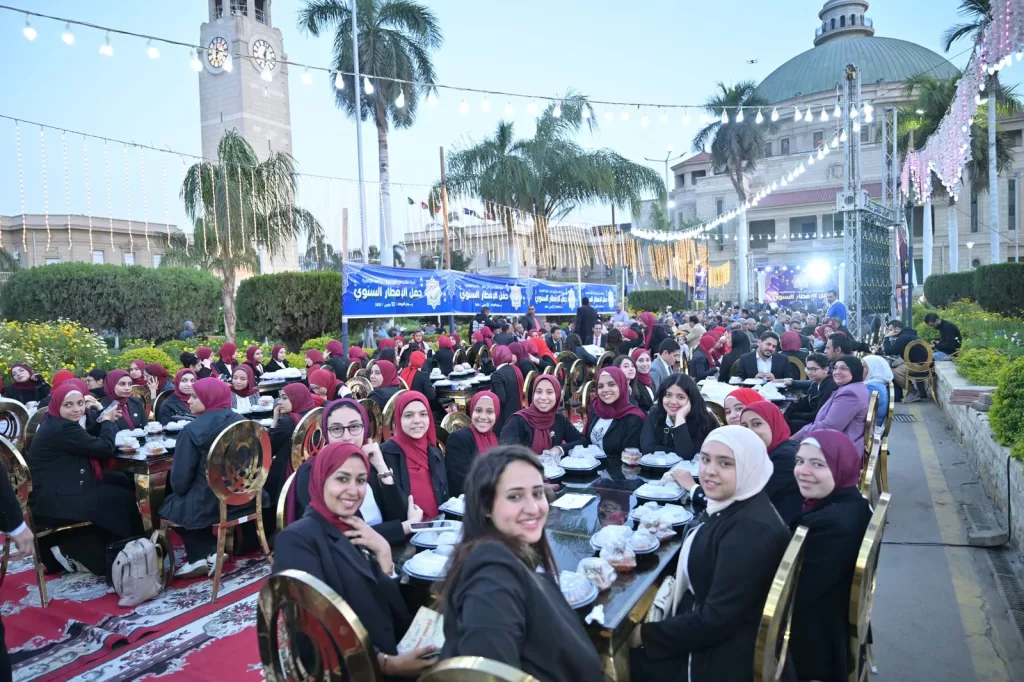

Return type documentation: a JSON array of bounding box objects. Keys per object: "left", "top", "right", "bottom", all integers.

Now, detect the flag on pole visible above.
[
  {"left": 420, "top": 201, "right": 428, "bottom": 210},
  {"left": 462, "top": 208, "right": 478, "bottom": 218},
  {"left": 407, "top": 197, "right": 414, "bottom": 205}
]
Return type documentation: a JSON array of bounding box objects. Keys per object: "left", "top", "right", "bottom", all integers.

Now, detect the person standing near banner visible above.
[
  {"left": 518, "top": 304, "right": 542, "bottom": 333},
  {"left": 825, "top": 290, "right": 847, "bottom": 328}
]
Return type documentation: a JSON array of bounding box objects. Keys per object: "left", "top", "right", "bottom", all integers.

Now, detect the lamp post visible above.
[
  {"left": 966, "top": 241, "right": 975, "bottom": 268},
  {"left": 644, "top": 146, "right": 685, "bottom": 290}
]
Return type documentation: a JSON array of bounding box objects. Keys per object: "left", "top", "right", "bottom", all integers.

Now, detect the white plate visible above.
[
  {"left": 559, "top": 459, "right": 601, "bottom": 472},
  {"left": 401, "top": 551, "right": 448, "bottom": 581},
  {"left": 742, "top": 378, "right": 763, "bottom": 386},
  {"left": 544, "top": 465, "right": 565, "bottom": 481},
  {"left": 433, "top": 380, "right": 453, "bottom": 387},
  {"left": 563, "top": 579, "right": 599, "bottom": 609},
  {"left": 630, "top": 503, "right": 694, "bottom": 527},
  {"left": 638, "top": 453, "right": 682, "bottom": 468},
  {"left": 668, "top": 460, "right": 701, "bottom": 478},
  {"left": 258, "top": 418, "right": 274, "bottom": 427},
  {"left": 634, "top": 483, "right": 685, "bottom": 502}
]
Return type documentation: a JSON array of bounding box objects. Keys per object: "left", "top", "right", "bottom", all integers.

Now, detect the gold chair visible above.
[
  {"left": 438, "top": 412, "right": 471, "bottom": 452},
  {"left": 902, "top": 339, "right": 935, "bottom": 402},
  {"left": 707, "top": 405, "right": 725, "bottom": 426},
  {"left": 0, "top": 398, "right": 30, "bottom": 451},
  {"left": 863, "top": 391, "right": 879, "bottom": 462},
  {"left": 453, "top": 348, "right": 466, "bottom": 365},
  {"left": 346, "top": 376, "right": 373, "bottom": 400},
  {"left": 0, "top": 436, "right": 92, "bottom": 606},
  {"left": 876, "top": 442, "right": 889, "bottom": 495},
  {"left": 359, "top": 398, "right": 384, "bottom": 443},
  {"left": 859, "top": 445, "right": 879, "bottom": 503},
  {"left": 161, "top": 420, "right": 273, "bottom": 603},
  {"left": 23, "top": 408, "right": 46, "bottom": 455},
  {"left": 522, "top": 370, "right": 538, "bottom": 408},
  {"left": 258, "top": 569, "right": 382, "bottom": 682},
  {"left": 132, "top": 384, "right": 154, "bottom": 419},
  {"left": 419, "top": 657, "right": 539, "bottom": 682},
  {"left": 542, "top": 365, "right": 555, "bottom": 375},
  {"left": 275, "top": 472, "right": 298, "bottom": 532},
  {"left": 398, "top": 377, "right": 410, "bottom": 390},
  {"left": 152, "top": 390, "right": 173, "bottom": 424},
  {"left": 580, "top": 380, "right": 595, "bottom": 427},
  {"left": 596, "top": 351, "right": 616, "bottom": 371},
  {"left": 346, "top": 362, "right": 361, "bottom": 380},
  {"left": 381, "top": 389, "right": 408, "bottom": 441},
  {"left": 474, "top": 347, "right": 490, "bottom": 371},
  {"left": 788, "top": 356, "right": 807, "bottom": 381},
  {"left": 556, "top": 351, "right": 576, "bottom": 366},
  {"left": 849, "top": 492, "right": 891, "bottom": 682},
  {"left": 754, "top": 525, "right": 808, "bottom": 682},
  {"left": 880, "top": 382, "right": 895, "bottom": 444},
  {"left": 290, "top": 408, "right": 324, "bottom": 475}
]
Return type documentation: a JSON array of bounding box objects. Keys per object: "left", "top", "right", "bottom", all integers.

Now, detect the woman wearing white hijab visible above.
[
  {"left": 861, "top": 355, "right": 893, "bottom": 430},
  {"left": 628, "top": 426, "right": 796, "bottom": 682}
]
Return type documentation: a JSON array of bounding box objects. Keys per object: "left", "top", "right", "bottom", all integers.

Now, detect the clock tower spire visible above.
[{"left": 198, "top": 0, "right": 297, "bottom": 271}]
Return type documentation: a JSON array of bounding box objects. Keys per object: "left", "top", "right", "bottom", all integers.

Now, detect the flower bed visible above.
[{"left": 0, "top": 319, "right": 109, "bottom": 382}]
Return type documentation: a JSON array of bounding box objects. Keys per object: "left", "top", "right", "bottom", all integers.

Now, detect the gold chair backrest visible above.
[
  {"left": 522, "top": 370, "right": 538, "bottom": 406},
  {"left": 346, "top": 376, "right": 373, "bottom": 400},
  {"left": 354, "top": 368, "right": 370, "bottom": 381},
  {"left": 0, "top": 436, "right": 31, "bottom": 517},
  {"left": 290, "top": 407, "right": 324, "bottom": 473},
  {"left": 556, "top": 351, "right": 576, "bottom": 366},
  {"left": 207, "top": 420, "right": 271, "bottom": 506},
  {"left": 0, "top": 399, "right": 30, "bottom": 452},
  {"left": 276, "top": 471, "right": 297, "bottom": 533},
  {"left": 418, "top": 656, "right": 539, "bottom": 682},
  {"left": 596, "top": 351, "right": 616, "bottom": 371},
  {"left": 542, "top": 365, "right": 554, "bottom": 375},
  {"left": 569, "top": 360, "right": 587, "bottom": 396},
  {"left": 707, "top": 405, "right": 724, "bottom": 426},
  {"left": 23, "top": 408, "right": 46, "bottom": 455},
  {"left": 863, "top": 391, "right": 879, "bottom": 460},
  {"left": 788, "top": 356, "right": 806, "bottom": 381},
  {"left": 453, "top": 348, "right": 466, "bottom": 365},
  {"left": 358, "top": 398, "right": 383, "bottom": 443},
  {"left": 131, "top": 384, "right": 153, "bottom": 416},
  {"left": 346, "top": 362, "right": 361, "bottom": 380},
  {"left": 398, "top": 377, "right": 410, "bottom": 390},
  {"left": 440, "top": 411, "right": 471, "bottom": 434},
  {"left": 729, "top": 360, "right": 743, "bottom": 378},
  {"left": 581, "top": 380, "right": 595, "bottom": 423},
  {"left": 849, "top": 492, "right": 891, "bottom": 682},
  {"left": 258, "top": 569, "right": 381, "bottom": 682},
  {"left": 880, "top": 382, "right": 895, "bottom": 443},
  {"left": 381, "top": 389, "right": 409, "bottom": 433},
  {"left": 152, "top": 390, "right": 173, "bottom": 424},
  {"left": 860, "top": 445, "right": 879, "bottom": 501},
  {"left": 903, "top": 339, "right": 934, "bottom": 373},
  {"left": 754, "top": 525, "right": 808, "bottom": 682},
  {"left": 876, "top": 442, "right": 889, "bottom": 496}
]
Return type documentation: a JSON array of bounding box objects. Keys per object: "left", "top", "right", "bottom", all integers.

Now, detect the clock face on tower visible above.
[
  {"left": 251, "top": 38, "right": 277, "bottom": 71},
  {"left": 207, "top": 36, "right": 228, "bottom": 68}
]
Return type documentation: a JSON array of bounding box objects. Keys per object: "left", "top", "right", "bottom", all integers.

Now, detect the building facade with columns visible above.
[{"left": 660, "top": 0, "right": 1024, "bottom": 304}]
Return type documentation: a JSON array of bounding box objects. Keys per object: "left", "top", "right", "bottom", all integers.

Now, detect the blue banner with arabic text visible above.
[
  {"left": 449, "top": 272, "right": 531, "bottom": 315},
  {"left": 342, "top": 264, "right": 451, "bottom": 317}
]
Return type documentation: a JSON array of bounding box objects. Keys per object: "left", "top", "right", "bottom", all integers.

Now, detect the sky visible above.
[{"left": 0, "top": 0, "right": 1013, "bottom": 256}]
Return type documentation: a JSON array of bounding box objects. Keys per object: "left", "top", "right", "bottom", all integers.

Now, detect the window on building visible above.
[
  {"left": 840, "top": 15, "right": 846, "bottom": 27},
  {"left": 748, "top": 220, "right": 775, "bottom": 249},
  {"left": 831, "top": 17, "right": 836, "bottom": 29},
  {"left": 780, "top": 138, "right": 790, "bottom": 155},
  {"left": 764, "top": 142, "right": 773, "bottom": 158},
  {"left": 789, "top": 215, "right": 817, "bottom": 240},
  {"left": 1009, "top": 130, "right": 1023, "bottom": 148},
  {"left": 91, "top": 250, "right": 104, "bottom": 264},
  {"left": 716, "top": 198, "right": 725, "bottom": 216},
  {"left": 851, "top": 14, "right": 857, "bottom": 25},
  {"left": 971, "top": 188, "right": 979, "bottom": 233},
  {"left": 861, "top": 124, "right": 871, "bottom": 143},
  {"left": 153, "top": 254, "right": 162, "bottom": 268},
  {"left": 913, "top": 258, "right": 923, "bottom": 284},
  {"left": 691, "top": 170, "right": 706, "bottom": 185},
  {"left": 214, "top": 0, "right": 224, "bottom": 19},
  {"left": 45, "top": 258, "right": 60, "bottom": 265},
  {"left": 675, "top": 173, "right": 685, "bottom": 188},
  {"left": 123, "top": 252, "right": 135, "bottom": 265},
  {"left": 254, "top": 0, "right": 267, "bottom": 23},
  {"left": 230, "top": 0, "right": 248, "bottom": 16},
  {"left": 972, "top": 258, "right": 981, "bottom": 269},
  {"left": 822, "top": 213, "right": 839, "bottom": 237},
  {"left": 813, "top": 131, "right": 824, "bottom": 148},
  {"left": 1010, "top": 178, "right": 1018, "bottom": 230},
  {"left": 906, "top": 205, "right": 934, "bottom": 238}
]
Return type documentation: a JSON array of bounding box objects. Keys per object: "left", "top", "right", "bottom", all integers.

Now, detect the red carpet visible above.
[{"left": 2, "top": 551, "right": 269, "bottom": 681}]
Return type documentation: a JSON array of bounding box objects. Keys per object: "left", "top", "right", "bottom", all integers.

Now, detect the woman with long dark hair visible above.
[
  {"left": 716, "top": 330, "right": 751, "bottom": 382},
  {"left": 437, "top": 446, "right": 603, "bottom": 682},
  {"left": 583, "top": 367, "right": 645, "bottom": 462},
  {"left": 613, "top": 354, "right": 654, "bottom": 411},
  {"left": 566, "top": 333, "right": 598, "bottom": 366},
  {"left": 640, "top": 373, "right": 718, "bottom": 459}
]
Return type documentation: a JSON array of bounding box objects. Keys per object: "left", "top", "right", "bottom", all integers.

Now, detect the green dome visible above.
[{"left": 757, "top": 36, "right": 959, "bottom": 104}]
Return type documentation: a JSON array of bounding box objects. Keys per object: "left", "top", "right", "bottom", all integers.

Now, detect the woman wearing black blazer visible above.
[
  {"left": 509, "top": 342, "right": 536, "bottom": 380},
  {"left": 489, "top": 346, "right": 522, "bottom": 436},
  {"left": 716, "top": 331, "right": 751, "bottom": 383},
  {"left": 688, "top": 333, "right": 718, "bottom": 381},
  {"left": 630, "top": 426, "right": 794, "bottom": 682},
  {"left": 437, "top": 447, "right": 603, "bottom": 682},
  {"left": 739, "top": 402, "right": 805, "bottom": 526},
  {"left": 640, "top": 374, "right": 718, "bottom": 460},
  {"left": 500, "top": 375, "right": 583, "bottom": 456},
  {"left": 212, "top": 342, "right": 238, "bottom": 378},
  {"left": 274, "top": 442, "right": 437, "bottom": 680},
  {"left": 27, "top": 380, "right": 143, "bottom": 574},
  {"left": 444, "top": 391, "right": 500, "bottom": 498},
  {"left": 265, "top": 383, "right": 316, "bottom": 527},
  {"left": 789, "top": 430, "right": 872, "bottom": 682},
  {"left": 613, "top": 355, "right": 654, "bottom": 412},
  {"left": 159, "top": 378, "right": 248, "bottom": 577},
  {"left": 582, "top": 367, "right": 645, "bottom": 463},
  {"left": 2, "top": 363, "right": 50, "bottom": 404},
  {"left": 101, "top": 370, "right": 148, "bottom": 431},
  {"left": 435, "top": 335, "right": 456, "bottom": 375},
  {"left": 157, "top": 368, "right": 197, "bottom": 425},
  {"left": 380, "top": 391, "right": 448, "bottom": 521},
  {"left": 368, "top": 360, "right": 403, "bottom": 412}
]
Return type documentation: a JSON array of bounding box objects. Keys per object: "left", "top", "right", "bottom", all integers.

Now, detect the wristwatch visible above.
[{"left": 378, "top": 469, "right": 395, "bottom": 482}]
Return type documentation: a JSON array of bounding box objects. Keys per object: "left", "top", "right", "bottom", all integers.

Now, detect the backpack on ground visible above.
[{"left": 112, "top": 535, "right": 163, "bottom": 607}]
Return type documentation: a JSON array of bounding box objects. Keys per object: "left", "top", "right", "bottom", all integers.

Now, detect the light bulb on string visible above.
[
  {"left": 770, "top": 107, "right": 779, "bottom": 122},
  {"left": 736, "top": 108, "right": 744, "bottom": 123},
  {"left": 100, "top": 33, "right": 114, "bottom": 57},
  {"left": 831, "top": 136, "right": 839, "bottom": 148},
  {"left": 682, "top": 113, "right": 690, "bottom": 125},
  {"left": 22, "top": 17, "right": 36, "bottom": 41},
  {"left": 720, "top": 109, "right": 729, "bottom": 124},
  {"left": 805, "top": 106, "right": 814, "bottom": 122},
  {"left": 459, "top": 99, "right": 469, "bottom": 114},
  {"left": 260, "top": 67, "right": 273, "bottom": 82},
  {"left": 620, "top": 111, "right": 630, "bottom": 121},
  {"left": 604, "top": 110, "right": 613, "bottom": 121},
  {"left": 61, "top": 23, "right": 74, "bottom": 45},
  {"left": 659, "top": 112, "right": 668, "bottom": 124},
  {"left": 641, "top": 113, "right": 649, "bottom": 127},
  {"left": 481, "top": 96, "right": 491, "bottom": 112},
  {"left": 427, "top": 91, "right": 437, "bottom": 106},
  {"left": 853, "top": 120, "right": 861, "bottom": 132},
  {"left": 552, "top": 101, "right": 561, "bottom": 117},
  {"left": 333, "top": 72, "right": 344, "bottom": 89},
  {"left": 395, "top": 89, "right": 406, "bottom": 108},
  {"left": 582, "top": 108, "right": 590, "bottom": 119},
  {"left": 833, "top": 102, "right": 842, "bottom": 118},
  {"left": 794, "top": 107, "right": 803, "bottom": 121},
  {"left": 817, "top": 148, "right": 825, "bottom": 160},
  {"left": 190, "top": 47, "right": 203, "bottom": 71},
  {"left": 755, "top": 108, "right": 764, "bottom": 124},
  {"left": 840, "top": 128, "right": 848, "bottom": 142},
  {"left": 504, "top": 101, "right": 514, "bottom": 117},
  {"left": 146, "top": 40, "right": 160, "bottom": 59},
  {"left": 363, "top": 77, "right": 374, "bottom": 94},
  {"left": 820, "top": 107, "right": 829, "bottom": 122},
  {"left": 807, "top": 153, "right": 815, "bottom": 166}
]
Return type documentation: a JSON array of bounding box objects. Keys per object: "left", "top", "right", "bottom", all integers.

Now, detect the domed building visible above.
[{"left": 668, "top": 0, "right": 1018, "bottom": 305}]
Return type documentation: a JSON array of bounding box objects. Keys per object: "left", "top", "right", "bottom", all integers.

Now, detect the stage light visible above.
[{"left": 807, "top": 259, "right": 831, "bottom": 283}]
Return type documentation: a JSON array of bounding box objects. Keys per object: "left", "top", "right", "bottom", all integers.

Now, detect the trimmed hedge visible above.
[
  {"left": 989, "top": 356, "right": 1024, "bottom": 449},
  {"left": 115, "top": 347, "right": 178, "bottom": 374},
  {"left": 627, "top": 290, "right": 688, "bottom": 312},
  {"left": 1, "top": 264, "right": 220, "bottom": 341},
  {"left": 974, "top": 262, "right": 1024, "bottom": 318},
  {"left": 923, "top": 271, "right": 975, "bottom": 308},
  {"left": 236, "top": 272, "right": 341, "bottom": 352}
]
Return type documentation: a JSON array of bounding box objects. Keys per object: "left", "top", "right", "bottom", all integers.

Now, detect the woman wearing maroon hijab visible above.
[
  {"left": 380, "top": 391, "right": 448, "bottom": 519},
  {"left": 740, "top": 401, "right": 803, "bottom": 526},
  {"left": 789, "top": 430, "right": 872, "bottom": 682},
  {"left": 489, "top": 346, "right": 522, "bottom": 435},
  {"left": 195, "top": 346, "right": 216, "bottom": 378},
  {"left": 159, "top": 378, "right": 248, "bottom": 577},
  {"left": 127, "top": 359, "right": 147, "bottom": 387},
  {"left": 102, "top": 369, "right": 148, "bottom": 430},
  {"left": 157, "top": 368, "right": 197, "bottom": 424},
  {"left": 244, "top": 345, "right": 265, "bottom": 380},
  {"left": 500, "top": 375, "right": 584, "bottom": 456},
  {"left": 265, "top": 345, "right": 289, "bottom": 373},
  {"left": 443, "top": 390, "right": 500, "bottom": 497},
  {"left": 265, "top": 383, "right": 318, "bottom": 522},
  {"left": 1, "top": 362, "right": 50, "bottom": 403},
  {"left": 582, "top": 367, "right": 646, "bottom": 462},
  {"left": 229, "top": 364, "right": 260, "bottom": 410},
  {"left": 368, "top": 359, "right": 402, "bottom": 412},
  {"left": 213, "top": 342, "right": 238, "bottom": 377},
  {"left": 27, "top": 379, "right": 143, "bottom": 575}
]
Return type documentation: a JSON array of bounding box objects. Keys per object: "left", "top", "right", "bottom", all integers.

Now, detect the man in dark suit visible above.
[
  {"left": 493, "top": 323, "right": 515, "bottom": 347},
  {"left": 586, "top": 321, "right": 607, "bottom": 347},
  {"left": 518, "top": 305, "right": 543, "bottom": 334},
  {"left": 736, "top": 331, "right": 791, "bottom": 381},
  {"left": 0, "top": 460, "right": 33, "bottom": 680},
  {"left": 574, "top": 297, "right": 599, "bottom": 341},
  {"left": 789, "top": 320, "right": 813, "bottom": 352},
  {"left": 545, "top": 327, "right": 565, "bottom": 353}
]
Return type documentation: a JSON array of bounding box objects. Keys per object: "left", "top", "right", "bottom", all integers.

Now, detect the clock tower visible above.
[{"left": 198, "top": 0, "right": 297, "bottom": 271}]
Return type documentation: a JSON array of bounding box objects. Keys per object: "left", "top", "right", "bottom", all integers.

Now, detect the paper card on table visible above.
[
  {"left": 552, "top": 493, "right": 596, "bottom": 510},
  {"left": 397, "top": 607, "right": 445, "bottom": 654}
]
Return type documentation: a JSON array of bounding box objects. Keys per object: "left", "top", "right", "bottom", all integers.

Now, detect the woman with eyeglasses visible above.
[
  {"left": 785, "top": 353, "right": 837, "bottom": 432},
  {"left": 793, "top": 355, "right": 869, "bottom": 453},
  {"left": 380, "top": 391, "right": 448, "bottom": 520},
  {"left": 284, "top": 398, "right": 423, "bottom": 544}
]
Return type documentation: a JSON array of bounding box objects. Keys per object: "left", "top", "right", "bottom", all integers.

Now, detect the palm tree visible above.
[
  {"left": 941, "top": 0, "right": 991, "bottom": 51},
  {"left": 693, "top": 81, "right": 778, "bottom": 303},
  {"left": 164, "top": 131, "right": 322, "bottom": 341},
  {"left": 304, "top": 236, "right": 345, "bottom": 271},
  {"left": 440, "top": 91, "right": 665, "bottom": 277},
  {"left": 899, "top": 71, "right": 1018, "bottom": 273},
  {"left": 298, "top": 0, "right": 442, "bottom": 267},
  {"left": 0, "top": 248, "right": 21, "bottom": 273}
]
